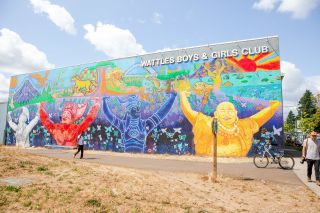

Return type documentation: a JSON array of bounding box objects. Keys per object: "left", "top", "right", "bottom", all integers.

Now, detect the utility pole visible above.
[{"left": 212, "top": 118, "right": 218, "bottom": 181}]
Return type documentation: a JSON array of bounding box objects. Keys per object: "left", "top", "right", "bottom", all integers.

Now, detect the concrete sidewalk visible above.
[{"left": 292, "top": 158, "right": 320, "bottom": 196}]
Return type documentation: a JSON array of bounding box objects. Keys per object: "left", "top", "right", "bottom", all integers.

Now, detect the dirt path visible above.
[{"left": 21, "top": 147, "right": 302, "bottom": 185}]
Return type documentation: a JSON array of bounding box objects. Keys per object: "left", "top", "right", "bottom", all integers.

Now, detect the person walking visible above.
[
  {"left": 302, "top": 131, "right": 320, "bottom": 185},
  {"left": 74, "top": 133, "right": 85, "bottom": 159}
]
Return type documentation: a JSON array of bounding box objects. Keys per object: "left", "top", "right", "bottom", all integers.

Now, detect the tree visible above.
[
  {"left": 284, "top": 122, "right": 291, "bottom": 135},
  {"left": 285, "top": 110, "right": 296, "bottom": 133},
  {"left": 297, "top": 90, "right": 317, "bottom": 118},
  {"left": 314, "top": 107, "right": 320, "bottom": 132},
  {"left": 299, "top": 117, "right": 316, "bottom": 134}
]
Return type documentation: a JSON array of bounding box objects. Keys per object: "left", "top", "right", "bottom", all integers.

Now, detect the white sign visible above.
[{"left": 141, "top": 45, "right": 269, "bottom": 67}]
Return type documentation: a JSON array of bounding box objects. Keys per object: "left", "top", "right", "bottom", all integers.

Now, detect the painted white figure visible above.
[{"left": 7, "top": 105, "right": 39, "bottom": 147}]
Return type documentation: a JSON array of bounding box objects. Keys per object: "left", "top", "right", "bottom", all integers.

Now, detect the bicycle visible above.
[{"left": 253, "top": 140, "right": 295, "bottom": 170}]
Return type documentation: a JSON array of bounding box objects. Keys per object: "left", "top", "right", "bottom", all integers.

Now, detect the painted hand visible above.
[
  {"left": 181, "top": 91, "right": 191, "bottom": 98},
  {"left": 103, "top": 96, "right": 111, "bottom": 102},
  {"left": 35, "top": 103, "right": 40, "bottom": 116},
  {"left": 40, "top": 102, "right": 47, "bottom": 109},
  {"left": 7, "top": 112, "right": 12, "bottom": 121},
  {"left": 269, "top": 100, "right": 281, "bottom": 108},
  {"left": 91, "top": 97, "right": 101, "bottom": 105}
]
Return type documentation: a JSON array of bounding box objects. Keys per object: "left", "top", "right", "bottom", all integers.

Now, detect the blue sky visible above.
[{"left": 0, "top": 0, "right": 319, "bottom": 113}]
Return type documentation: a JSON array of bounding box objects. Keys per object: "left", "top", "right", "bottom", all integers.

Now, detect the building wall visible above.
[
  {"left": 5, "top": 37, "right": 283, "bottom": 156},
  {"left": 0, "top": 102, "right": 8, "bottom": 144}
]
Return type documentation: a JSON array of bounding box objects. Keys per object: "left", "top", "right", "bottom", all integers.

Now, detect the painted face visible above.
[
  {"left": 193, "top": 82, "right": 207, "bottom": 95},
  {"left": 129, "top": 104, "right": 141, "bottom": 118},
  {"left": 62, "top": 111, "right": 73, "bottom": 124},
  {"left": 19, "top": 113, "right": 28, "bottom": 124},
  {"left": 215, "top": 102, "right": 238, "bottom": 126}
]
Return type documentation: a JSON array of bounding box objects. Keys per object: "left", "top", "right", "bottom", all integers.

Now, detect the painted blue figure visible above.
[{"left": 103, "top": 92, "right": 177, "bottom": 152}]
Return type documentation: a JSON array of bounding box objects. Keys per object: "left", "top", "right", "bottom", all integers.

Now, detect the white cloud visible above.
[
  {"left": 306, "top": 76, "right": 320, "bottom": 92},
  {"left": 253, "top": 0, "right": 279, "bottom": 11},
  {"left": 155, "top": 47, "right": 174, "bottom": 53},
  {"left": 0, "top": 73, "right": 11, "bottom": 102},
  {"left": 0, "top": 28, "right": 54, "bottom": 102},
  {"left": 152, "top": 12, "right": 163, "bottom": 24},
  {"left": 253, "top": 0, "right": 319, "bottom": 19},
  {"left": 0, "top": 28, "right": 54, "bottom": 74},
  {"left": 83, "top": 22, "right": 146, "bottom": 58},
  {"left": 0, "top": 73, "right": 10, "bottom": 94},
  {"left": 30, "top": 0, "right": 76, "bottom": 34},
  {"left": 278, "top": 0, "right": 319, "bottom": 19},
  {"left": 281, "top": 61, "right": 320, "bottom": 116}
]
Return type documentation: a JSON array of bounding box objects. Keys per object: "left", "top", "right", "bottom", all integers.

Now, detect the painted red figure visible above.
[{"left": 40, "top": 98, "right": 100, "bottom": 146}]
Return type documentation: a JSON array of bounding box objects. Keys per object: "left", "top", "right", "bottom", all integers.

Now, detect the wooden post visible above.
[{"left": 212, "top": 118, "right": 217, "bottom": 181}]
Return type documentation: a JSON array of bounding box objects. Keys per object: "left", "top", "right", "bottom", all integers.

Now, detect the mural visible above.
[{"left": 6, "top": 38, "right": 283, "bottom": 157}]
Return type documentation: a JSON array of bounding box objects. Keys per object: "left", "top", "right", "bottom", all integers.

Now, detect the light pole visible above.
[{"left": 212, "top": 117, "right": 218, "bottom": 181}]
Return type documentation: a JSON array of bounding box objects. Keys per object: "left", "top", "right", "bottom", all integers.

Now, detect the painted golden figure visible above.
[{"left": 179, "top": 91, "right": 281, "bottom": 157}]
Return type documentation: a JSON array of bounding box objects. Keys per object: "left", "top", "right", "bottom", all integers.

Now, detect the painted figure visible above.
[
  {"left": 7, "top": 105, "right": 39, "bottom": 147},
  {"left": 102, "top": 92, "right": 177, "bottom": 152},
  {"left": 40, "top": 98, "right": 100, "bottom": 146},
  {"left": 204, "top": 60, "right": 224, "bottom": 91},
  {"left": 180, "top": 91, "right": 281, "bottom": 156}
]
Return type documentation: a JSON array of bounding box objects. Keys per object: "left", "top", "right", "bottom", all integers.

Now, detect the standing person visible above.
[
  {"left": 74, "top": 133, "right": 85, "bottom": 159},
  {"left": 302, "top": 131, "right": 320, "bottom": 185}
]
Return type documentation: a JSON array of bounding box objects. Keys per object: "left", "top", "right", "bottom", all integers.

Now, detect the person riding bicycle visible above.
[
  {"left": 260, "top": 128, "right": 279, "bottom": 158},
  {"left": 254, "top": 128, "right": 295, "bottom": 169}
]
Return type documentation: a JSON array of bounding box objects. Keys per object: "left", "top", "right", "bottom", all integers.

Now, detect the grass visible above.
[
  {"left": 36, "top": 166, "right": 48, "bottom": 172},
  {"left": 45, "top": 171, "right": 55, "bottom": 176},
  {"left": 6, "top": 166, "right": 16, "bottom": 170},
  {"left": 5, "top": 185, "right": 21, "bottom": 192},
  {"left": 161, "top": 199, "right": 170, "bottom": 205},
  {"left": 18, "top": 161, "right": 33, "bottom": 168},
  {"left": 0, "top": 195, "right": 8, "bottom": 207},
  {"left": 86, "top": 199, "right": 101, "bottom": 207},
  {"left": 23, "top": 200, "right": 32, "bottom": 207},
  {"left": 0, "top": 147, "right": 320, "bottom": 212}
]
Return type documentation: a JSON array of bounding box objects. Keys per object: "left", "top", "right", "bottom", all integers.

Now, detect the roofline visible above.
[{"left": 10, "top": 35, "right": 279, "bottom": 77}]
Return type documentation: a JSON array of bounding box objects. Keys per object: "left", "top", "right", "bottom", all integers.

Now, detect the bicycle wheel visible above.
[
  {"left": 279, "top": 155, "right": 295, "bottom": 170},
  {"left": 253, "top": 155, "right": 269, "bottom": 168}
]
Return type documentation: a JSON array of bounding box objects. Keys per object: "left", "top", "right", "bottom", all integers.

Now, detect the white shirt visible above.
[
  {"left": 77, "top": 136, "right": 84, "bottom": 146},
  {"left": 303, "top": 138, "right": 320, "bottom": 160}
]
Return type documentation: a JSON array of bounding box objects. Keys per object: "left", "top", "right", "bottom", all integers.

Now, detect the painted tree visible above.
[
  {"left": 285, "top": 110, "right": 296, "bottom": 133},
  {"left": 297, "top": 90, "right": 317, "bottom": 118}
]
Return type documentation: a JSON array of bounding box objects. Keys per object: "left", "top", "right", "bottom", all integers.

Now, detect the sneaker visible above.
[{"left": 308, "top": 177, "right": 312, "bottom": 182}]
